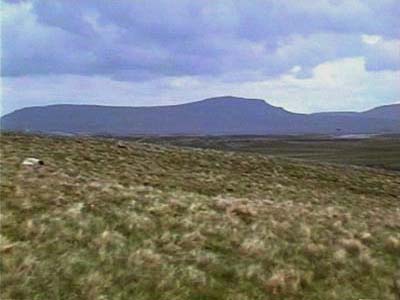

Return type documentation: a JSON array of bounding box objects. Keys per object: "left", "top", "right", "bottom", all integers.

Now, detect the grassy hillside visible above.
[{"left": 1, "top": 133, "right": 399, "bottom": 299}]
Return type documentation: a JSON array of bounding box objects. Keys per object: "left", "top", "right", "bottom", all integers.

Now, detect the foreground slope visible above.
[
  {"left": 1, "top": 97, "right": 399, "bottom": 135},
  {"left": 1, "top": 133, "right": 399, "bottom": 300}
]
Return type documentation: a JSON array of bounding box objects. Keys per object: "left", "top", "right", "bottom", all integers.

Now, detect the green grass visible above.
[{"left": 1, "top": 133, "right": 399, "bottom": 299}]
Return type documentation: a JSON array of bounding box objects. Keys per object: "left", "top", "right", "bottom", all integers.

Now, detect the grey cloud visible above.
[
  {"left": 1, "top": 0, "right": 399, "bottom": 81},
  {"left": 364, "top": 39, "right": 400, "bottom": 71}
]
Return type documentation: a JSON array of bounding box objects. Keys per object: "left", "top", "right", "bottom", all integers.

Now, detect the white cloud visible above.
[
  {"left": 361, "top": 34, "right": 382, "bottom": 45},
  {"left": 289, "top": 66, "right": 302, "bottom": 74},
  {"left": 224, "top": 57, "right": 399, "bottom": 113}
]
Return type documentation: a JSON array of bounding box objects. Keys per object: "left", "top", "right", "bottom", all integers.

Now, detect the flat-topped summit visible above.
[{"left": 188, "top": 96, "right": 269, "bottom": 106}]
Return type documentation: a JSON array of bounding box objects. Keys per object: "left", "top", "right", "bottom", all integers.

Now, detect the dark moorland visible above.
[{"left": 118, "top": 134, "right": 400, "bottom": 171}]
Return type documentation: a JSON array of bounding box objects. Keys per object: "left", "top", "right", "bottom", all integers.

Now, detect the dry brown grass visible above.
[{"left": 1, "top": 133, "right": 399, "bottom": 299}]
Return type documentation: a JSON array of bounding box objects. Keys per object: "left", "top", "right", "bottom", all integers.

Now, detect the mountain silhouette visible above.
[{"left": 1, "top": 96, "right": 399, "bottom": 135}]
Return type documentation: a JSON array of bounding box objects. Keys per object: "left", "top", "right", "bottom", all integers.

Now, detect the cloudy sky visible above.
[{"left": 1, "top": 0, "right": 399, "bottom": 115}]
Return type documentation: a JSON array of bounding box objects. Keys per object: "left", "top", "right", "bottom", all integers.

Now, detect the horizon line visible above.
[{"left": 1, "top": 95, "right": 399, "bottom": 117}]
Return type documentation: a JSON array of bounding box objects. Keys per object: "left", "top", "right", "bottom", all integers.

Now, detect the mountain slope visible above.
[
  {"left": 1, "top": 97, "right": 399, "bottom": 135},
  {"left": 362, "top": 103, "right": 400, "bottom": 120},
  {"left": 312, "top": 103, "right": 400, "bottom": 121}
]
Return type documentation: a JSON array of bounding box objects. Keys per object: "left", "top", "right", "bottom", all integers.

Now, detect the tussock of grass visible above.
[{"left": 1, "top": 133, "right": 400, "bottom": 299}]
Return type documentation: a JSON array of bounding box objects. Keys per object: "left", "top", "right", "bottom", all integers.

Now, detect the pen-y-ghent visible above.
[{"left": 1, "top": 1, "right": 399, "bottom": 299}]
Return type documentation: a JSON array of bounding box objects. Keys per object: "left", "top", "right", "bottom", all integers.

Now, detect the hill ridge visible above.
[{"left": 1, "top": 97, "right": 399, "bottom": 135}]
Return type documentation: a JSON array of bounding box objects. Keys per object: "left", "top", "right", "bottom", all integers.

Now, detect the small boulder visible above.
[
  {"left": 22, "top": 158, "right": 44, "bottom": 166},
  {"left": 117, "top": 141, "right": 128, "bottom": 148}
]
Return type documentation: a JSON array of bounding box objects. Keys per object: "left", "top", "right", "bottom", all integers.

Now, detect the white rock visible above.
[{"left": 22, "top": 158, "right": 44, "bottom": 166}]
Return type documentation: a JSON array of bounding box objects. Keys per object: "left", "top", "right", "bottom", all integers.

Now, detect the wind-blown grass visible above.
[{"left": 1, "top": 133, "right": 399, "bottom": 299}]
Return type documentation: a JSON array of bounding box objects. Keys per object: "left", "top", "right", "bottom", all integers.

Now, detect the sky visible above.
[{"left": 1, "top": 0, "right": 399, "bottom": 115}]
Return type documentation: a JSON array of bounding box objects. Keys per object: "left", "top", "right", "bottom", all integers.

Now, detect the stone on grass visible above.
[
  {"left": 22, "top": 158, "right": 44, "bottom": 166},
  {"left": 117, "top": 141, "right": 128, "bottom": 148}
]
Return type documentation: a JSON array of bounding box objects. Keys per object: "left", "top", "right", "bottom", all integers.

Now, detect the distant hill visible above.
[
  {"left": 362, "top": 103, "right": 400, "bottom": 121},
  {"left": 1, "top": 96, "right": 399, "bottom": 135}
]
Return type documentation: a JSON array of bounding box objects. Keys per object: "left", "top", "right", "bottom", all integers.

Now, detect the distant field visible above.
[
  {"left": 133, "top": 135, "right": 400, "bottom": 171},
  {"left": 1, "top": 133, "right": 399, "bottom": 300}
]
